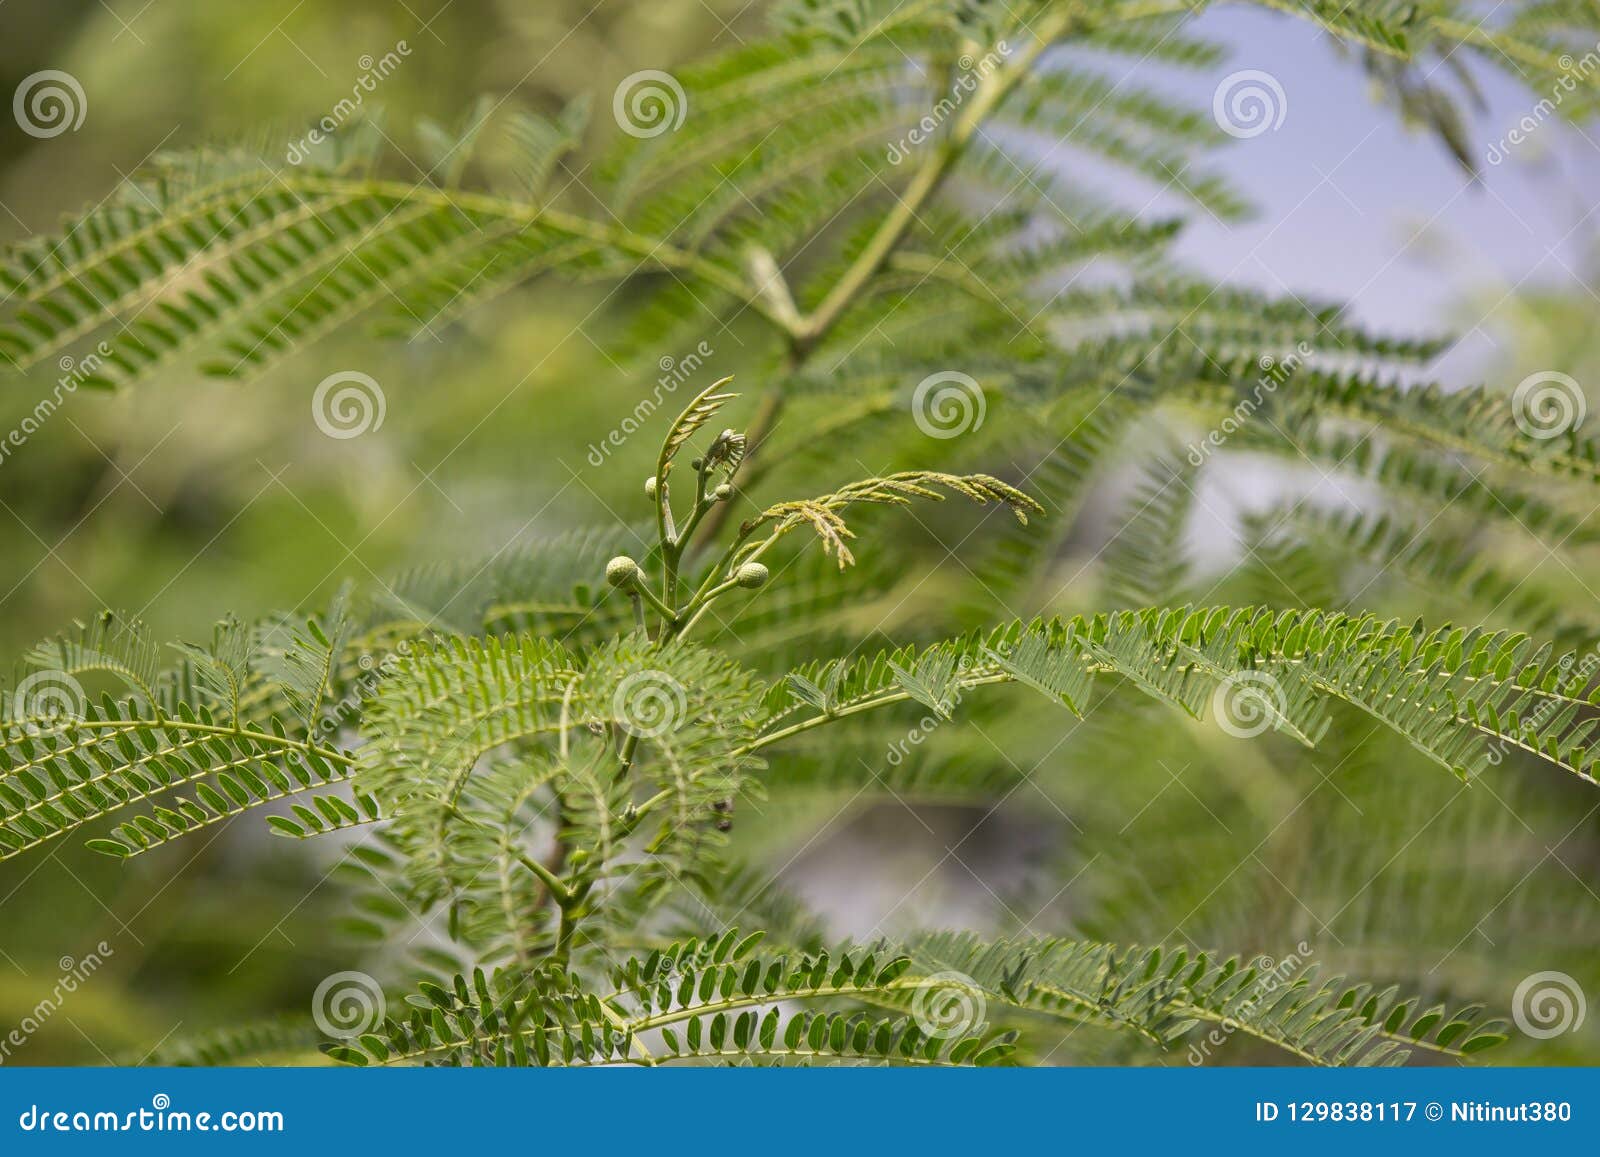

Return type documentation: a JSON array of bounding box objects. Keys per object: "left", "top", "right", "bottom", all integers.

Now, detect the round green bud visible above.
[
  {"left": 735, "top": 562, "right": 770, "bottom": 590},
  {"left": 713, "top": 483, "right": 733, "bottom": 501},
  {"left": 644, "top": 476, "right": 659, "bottom": 500},
  {"left": 606, "top": 556, "right": 643, "bottom": 587}
]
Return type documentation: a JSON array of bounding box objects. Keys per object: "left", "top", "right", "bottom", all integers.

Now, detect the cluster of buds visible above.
[
  {"left": 603, "top": 407, "right": 772, "bottom": 837},
  {"left": 603, "top": 408, "right": 771, "bottom": 646}
]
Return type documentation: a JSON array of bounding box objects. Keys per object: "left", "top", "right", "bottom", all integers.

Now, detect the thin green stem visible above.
[
  {"left": 625, "top": 576, "right": 677, "bottom": 626},
  {"left": 11, "top": 716, "right": 356, "bottom": 766},
  {"left": 661, "top": 465, "right": 716, "bottom": 613},
  {"left": 792, "top": 11, "right": 1071, "bottom": 348},
  {"left": 617, "top": 732, "right": 642, "bottom": 780},
  {"left": 550, "top": 880, "right": 593, "bottom": 968},
  {"left": 744, "top": 674, "right": 1016, "bottom": 755},
  {"left": 673, "top": 578, "right": 743, "bottom": 641},
  {"left": 516, "top": 850, "right": 574, "bottom": 905},
  {"left": 689, "top": 384, "right": 788, "bottom": 550}
]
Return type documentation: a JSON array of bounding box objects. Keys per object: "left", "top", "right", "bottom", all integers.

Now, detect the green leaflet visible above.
[{"left": 758, "top": 606, "right": 1600, "bottom": 784}]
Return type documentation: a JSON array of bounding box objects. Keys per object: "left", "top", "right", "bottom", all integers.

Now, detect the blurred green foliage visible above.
[
  {"left": 0, "top": 0, "right": 772, "bottom": 1064},
  {"left": 0, "top": 0, "right": 1596, "bottom": 1067}
]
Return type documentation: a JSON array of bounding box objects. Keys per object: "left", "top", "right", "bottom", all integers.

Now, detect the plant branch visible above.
[
  {"left": 792, "top": 12, "right": 1072, "bottom": 348},
  {"left": 691, "top": 13, "right": 1075, "bottom": 552}
]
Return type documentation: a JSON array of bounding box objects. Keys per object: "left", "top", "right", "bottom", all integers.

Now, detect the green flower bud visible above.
[
  {"left": 644, "top": 476, "right": 659, "bottom": 500},
  {"left": 606, "top": 556, "right": 643, "bottom": 587},
  {"left": 735, "top": 562, "right": 769, "bottom": 590},
  {"left": 713, "top": 483, "right": 733, "bottom": 501}
]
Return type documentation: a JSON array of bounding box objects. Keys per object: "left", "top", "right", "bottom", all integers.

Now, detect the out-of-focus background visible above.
[{"left": 1, "top": 0, "right": 1597, "bottom": 1064}]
